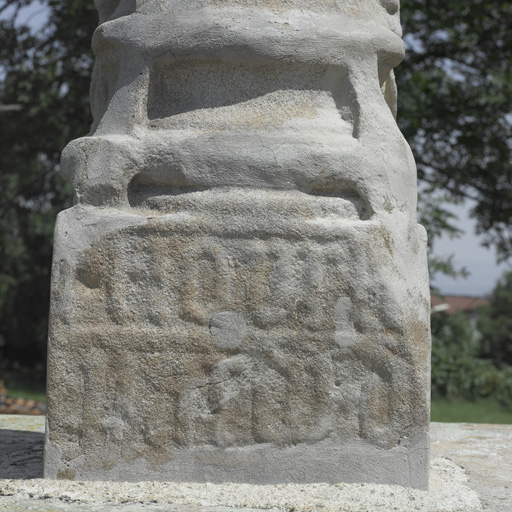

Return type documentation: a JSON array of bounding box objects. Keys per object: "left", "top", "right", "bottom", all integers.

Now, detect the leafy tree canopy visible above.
[
  {"left": 478, "top": 271, "right": 512, "bottom": 367},
  {"left": 0, "top": 0, "right": 511, "bottom": 367},
  {"left": 0, "top": 0, "right": 97, "bottom": 365},
  {"left": 431, "top": 310, "right": 512, "bottom": 406},
  {"left": 398, "top": 0, "right": 512, "bottom": 264}
]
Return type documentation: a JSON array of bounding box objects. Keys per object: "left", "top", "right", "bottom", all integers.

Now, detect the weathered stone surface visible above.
[
  {"left": 45, "top": 0, "right": 431, "bottom": 488},
  {"left": 2, "top": 417, "right": 489, "bottom": 511}
]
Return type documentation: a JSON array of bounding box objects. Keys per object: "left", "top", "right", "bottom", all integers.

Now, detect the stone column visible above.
[{"left": 44, "top": 0, "right": 431, "bottom": 488}]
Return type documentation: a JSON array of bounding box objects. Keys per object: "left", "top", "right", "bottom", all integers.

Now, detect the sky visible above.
[
  {"left": 430, "top": 201, "right": 510, "bottom": 297},
  {"left": 6, "top": 2, "right": 509, "bottom": 298},
  {"left": 2, "top": 1, "right": 48, "bottom": 31}
]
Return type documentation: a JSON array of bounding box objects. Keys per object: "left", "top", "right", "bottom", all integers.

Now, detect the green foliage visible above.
[
  {"left": 398, "top": 0, "right": 512, "bottom": 262},
  {"left": 431, "top": 399, "right": 512, "bottom": 424},
  {"left": 477, "top": 271, "right": 512, "bottom": 366},
  {"left": 0, "top": 0, "right": 511, "bottom": 371},
  {"left": 0, "top": 0, "right": 97, "bottom": 364},
  {"left": 416, "top": 193, "right": 468, "bottom": 284},
  {"left": 431, "top": 311, "right": 512, "bottom": 406}
]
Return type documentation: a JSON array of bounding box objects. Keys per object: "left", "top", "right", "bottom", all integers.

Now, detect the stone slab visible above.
[
  {"left": 0, "top": 416, "right": 494, "bottom": 511},
  {"left": 430, "top": 422, "right": 512, "bottom": 512},
  {"left": 46, "top": 0, "right": 431, "bottom": 489},
  {"left": 45, "top": 204, "right": 430, "bottom": 488}
]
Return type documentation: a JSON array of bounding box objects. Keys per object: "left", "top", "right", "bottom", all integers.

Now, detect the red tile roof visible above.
[{"left": 431, "top": 295, "right": 490, "bottom": 314}]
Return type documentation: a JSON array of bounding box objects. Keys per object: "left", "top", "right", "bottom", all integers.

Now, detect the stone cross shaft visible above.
[{"left": 44, "top": 0, "right": 431, "bottom": 489}]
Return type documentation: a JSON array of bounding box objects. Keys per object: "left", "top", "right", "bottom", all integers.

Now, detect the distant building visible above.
[{"left": 431, "top": 294, "right": 490, "bottom": 329}]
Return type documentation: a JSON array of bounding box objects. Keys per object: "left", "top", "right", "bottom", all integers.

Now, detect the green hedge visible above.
[{"left": 431, "top": 311, "right": 512, "bottom": 407}]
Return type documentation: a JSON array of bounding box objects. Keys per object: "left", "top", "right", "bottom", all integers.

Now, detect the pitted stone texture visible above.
[
  {"left": 46, "top": 0, "right": 431, "bottom": 488},
  {"left": 0, "top": 461, "right": 482, "bottom": 512},
  {"left": 46, "top": 204, "right": 430, "bottom": 487},
  {"left": 3, "top": 417, "right": 495, "bottom": 512},
  {"left": 65, "top": 0, "right": 415, "bottom": 216}
]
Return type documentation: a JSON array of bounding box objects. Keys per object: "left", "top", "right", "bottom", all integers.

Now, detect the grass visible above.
[
  {"left": 3, "top": 372, "right": 512, "bottom": 424},
  {"left": 431, "top": 398, "right": 512, "bottom": 424},
  {"left": 1, "top": 360, "right": 46, "bottom": 404},
  {"left": 2, "top": 375, "right": 46, "bottom": 403},
  {"left": 6, "top": 385, "right": 46, "bottom": 403},
  {"left": 3, "top": 391, "right": 511, "bottom": 424}
]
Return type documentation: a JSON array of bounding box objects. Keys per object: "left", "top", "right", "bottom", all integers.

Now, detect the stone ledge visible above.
[{"left": 2, "top": 415, "right": 509, "bottom": 511}]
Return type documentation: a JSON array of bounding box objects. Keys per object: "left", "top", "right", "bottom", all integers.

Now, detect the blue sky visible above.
[
  {"left": 430, "top": 201, "right": 510, "bottom": 296},
  {"left": 1, "top": 1, "right": 48, "bottom": 31}
]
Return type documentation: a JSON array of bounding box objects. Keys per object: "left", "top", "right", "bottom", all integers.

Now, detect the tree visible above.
[
  {"left": 0, "top": 0, "right": 511, "bottom": 370},
  {"left": 431, "top": 310, "right": 479, "bottom": 398},
  {"left": 478, "top": 271, "right": 512, "bottom": 367},
  {"left": 0, "top": 0, "right": 97, "bottom": 368},
  {"left": 397, "top": 1, "right": 512, "bottom": 265},
  {"left": 431, "top": 309, "right": 512, "bottom": 405}
]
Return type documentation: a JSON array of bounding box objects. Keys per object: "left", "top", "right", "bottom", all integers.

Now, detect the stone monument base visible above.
[
  {"left": 5, "top": 416, "right": 493, "bottom": 511},
  {"left": 46, "top": 435, "right": 429, "bottom": 487},
  {"left": 45, "top": 191, "right": 430, "bottom": 488}
]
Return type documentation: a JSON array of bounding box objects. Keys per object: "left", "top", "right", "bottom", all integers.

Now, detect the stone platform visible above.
[{"left": 1, "top": 415, "right": 510, "bottom": 511}]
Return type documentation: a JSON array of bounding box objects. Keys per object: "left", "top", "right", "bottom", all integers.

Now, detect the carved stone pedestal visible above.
[{"left": 45, "top": 0, "right": 431, "bottom": 488}]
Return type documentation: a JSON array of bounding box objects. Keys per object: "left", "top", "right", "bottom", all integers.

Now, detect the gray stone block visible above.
[{"left": 45, "top": 0, "right": 431, "bottom": 488}]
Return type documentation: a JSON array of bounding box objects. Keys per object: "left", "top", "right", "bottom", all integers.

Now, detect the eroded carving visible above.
[{"left": 46, "top": 0, "right": 431, "bottom": 488}]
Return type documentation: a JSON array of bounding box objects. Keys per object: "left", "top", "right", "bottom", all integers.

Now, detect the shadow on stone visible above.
[{"left": 0, "top": 429, "right": 44, "bottom": 479}]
